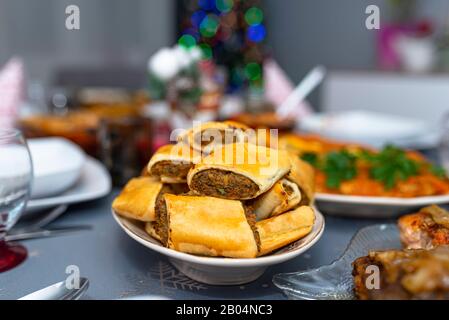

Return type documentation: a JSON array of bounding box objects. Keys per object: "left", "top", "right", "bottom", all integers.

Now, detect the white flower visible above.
[
  {"left": 189, "top": 46, "right": 203, "bottom": 62},
  {"left": 148, "top": 48, "right": 180, "bottom": 81},
  {"left": 173, "top": 45, "right": 193, "bottom": 69}
]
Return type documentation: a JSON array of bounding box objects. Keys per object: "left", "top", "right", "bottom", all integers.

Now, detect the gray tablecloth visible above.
[{"left": 0, "top": 190, "right": 393, "bottom": 300}]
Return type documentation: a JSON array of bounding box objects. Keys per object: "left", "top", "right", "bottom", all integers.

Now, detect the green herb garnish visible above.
[
  {"left": 430, "top": 165, "right": 447, "bottom": 179},
  {"left": 361, "top": 145, "right": 420, "bottom": 189},
  {"left": 300, "top": 150, "right": 357, "bottom": 188},
  {"left": 301, "top": 152, "right": 320, "bottom": 168},
  {"left": 322, "top": 151, "right": 358, "bottom": 189}
]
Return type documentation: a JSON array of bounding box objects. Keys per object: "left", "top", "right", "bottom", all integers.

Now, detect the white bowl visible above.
[
  {"left": 112, "top": 208, "right": 325, "bottom": 285},
  {"left": 28, "top": 138, "right": 86, "bottom": 199},
  {"left": 26, "top": 156, "right": 111, "bottom": 214}
]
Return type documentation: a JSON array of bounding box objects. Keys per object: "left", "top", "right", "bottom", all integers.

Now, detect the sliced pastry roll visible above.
[
  {"left": 154, "top": 194, "right": 260, "bottom": 258},
  {"left": 285, "top": 153, "right": 315, "bottom": 205},
  {"left": 187, "top": 143, "right": 292, "bottom": 200},
  {"left": 251, "top": 179, "right": 302, "bottom": 221},
  {"left": 177, "top": 121, "right": 249, "bottom": 154},
  {"left": 147, "top": 143, "right": 201, "bottom": 183},
  {"left": 256, "top": 206, "right": 315, "bottom": 256},
  {"left": 112, "top": 177, "right": 171, "bottom": 222}
]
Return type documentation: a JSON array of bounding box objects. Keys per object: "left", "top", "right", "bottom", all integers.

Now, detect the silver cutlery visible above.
[
  {"left": 5, "top": 225, "right": 92, "bottom": 242},
  {"left": 26, "top": 204, "right": 69, "bottom": 230},
  {"left": 11, "top": 204, "right": 69, "bottom": 233},
  {"left": 19, "top": 277, "right": 89, "bottom": 300}
]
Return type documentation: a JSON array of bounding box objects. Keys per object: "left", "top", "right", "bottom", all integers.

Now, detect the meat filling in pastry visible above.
[
  {"left": 189, "top": 169, "right": 260, "bottom": 200},
  {"left": 147, "top": 144, "right": 201, "bottom": 183},
  {"left": 188, "top": 143, "right": 292, "bottom": 200}
]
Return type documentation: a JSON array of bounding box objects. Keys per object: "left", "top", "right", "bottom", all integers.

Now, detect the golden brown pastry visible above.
[
  {"left": 145, "top": 222, "right": 161, "bottom": 242},
  {"left": 285, "top": 153, "right": 315, "bottom": 205},
  {"left": 256, "top": 206, "right": 315, "bottom": 256},
  {"left": 251, "top": 179, "right": 302, "bottom": 221},
  {"left": 187, "top": 143, "right": 292, "bottom": 200},
  {"left": 177, "top": 121, "right": 249, "bottom": 154},
  {"left": 147, "top": 143, "right": 201, "bottom": 183},
  {"left": 112, "top": 177, "right": 167, "bottom": 222},
  {"left": 158, "top": 194, "right": 259, "bottom": 258}
]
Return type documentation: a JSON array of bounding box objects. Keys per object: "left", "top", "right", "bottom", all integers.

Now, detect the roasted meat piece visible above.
[
  {"left": 353, "top": 246, "right": 449, "bottom": 300},
  {"left": 398, "top": 205, "right": 449, "bottom": 250}
]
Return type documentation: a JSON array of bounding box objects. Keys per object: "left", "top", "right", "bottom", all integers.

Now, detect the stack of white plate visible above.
[{"left": 26, "top": 138, "right": 111, "bottom": 214}]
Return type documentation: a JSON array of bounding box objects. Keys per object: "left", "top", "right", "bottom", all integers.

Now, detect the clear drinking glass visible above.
[{"left": 0, "top": 129, "right": 33, "bottom": 272}]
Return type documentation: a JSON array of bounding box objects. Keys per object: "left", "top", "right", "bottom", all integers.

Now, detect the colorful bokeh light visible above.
[
  {"left": 247, "top": 24, "right": 266, "bottom": 43},
  {"left": 199, "top": 43, "right": 213, "bottom": 60},
  {"left": 178, "top": 34, "right": 197, "bottom": 49},
  {"left": 200, "top": 14, "right": 219, "bottom": 38},
  {"left": 191, "top": 10, "right": 206, "bottom": 27},
  {"left": 244, "top": 62, "right": 262, "bottom": 81},
  {"left": 179, "top": 0, "right": 266, "bottom": 91},
  {"left": 244, "top": 7, "right": 263, "bottom": 26},
  {"left": 231, "top": 67, "right": 245, "bottom": 88},
  {"left": 198, "top": 0, "right": 215, "bottom": 11},
  {"left": 215, "top": 0, "right": 234, "bottom": 13}
]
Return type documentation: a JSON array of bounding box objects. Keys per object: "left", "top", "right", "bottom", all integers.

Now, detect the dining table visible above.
[{"left": 0, "top": 149, "right": 439, "bottom": 300}]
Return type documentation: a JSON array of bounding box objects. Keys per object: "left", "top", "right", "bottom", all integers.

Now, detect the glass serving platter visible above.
[{"left": 273, "top": 224, "right": 402, "bottom": 300}]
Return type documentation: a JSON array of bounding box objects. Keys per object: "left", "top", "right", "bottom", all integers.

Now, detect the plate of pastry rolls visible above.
[{"left": 112, "top": 121, "right": 324, "bottom": 285}]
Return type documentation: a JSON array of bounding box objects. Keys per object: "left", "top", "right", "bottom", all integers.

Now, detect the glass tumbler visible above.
[{"left": 0, "top": 129, "right": 33, "bottom": 272}]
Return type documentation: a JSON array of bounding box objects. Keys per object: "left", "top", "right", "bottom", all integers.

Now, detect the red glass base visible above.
[{"left": 0, "top": 240, "right": 27, "bottom": 273}]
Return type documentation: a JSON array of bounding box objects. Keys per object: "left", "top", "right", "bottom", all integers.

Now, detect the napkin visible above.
[
  {"left": 0, "top": 58, "right": 25, "bottom": 128},
  {"left": 264, "top": 58, "right": 313, "bottom": 117}
]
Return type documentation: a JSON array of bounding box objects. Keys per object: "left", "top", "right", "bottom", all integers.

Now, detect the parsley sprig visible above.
[
  {"left": 322, "top": 151, "right": 358, "bottom": 189},
  {"left": 302, "top": 150, "right": 357, "bottom": 189},
  {"left": 360, "top": 146, "right": 420, "bottom": 189}
]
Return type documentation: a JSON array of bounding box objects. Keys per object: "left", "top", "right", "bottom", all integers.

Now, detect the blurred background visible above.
[
  {"left": 3, "top": 0, "right": 449, "bottom": 104},
  {"left": 3, "top": 0, "right": 449, "bottom": 184}
]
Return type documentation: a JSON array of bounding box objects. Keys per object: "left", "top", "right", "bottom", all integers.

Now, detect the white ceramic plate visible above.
[
  {"left": 26, "top": 157, "right": 111, "bottom": 214},
  {"left": 28, "top": 138, "right": 86, "bottom": 199},
  {"left": 315, "top": 192, "right": 449, "bottom": 218},
  {"left": 112, "top": 208, "right": 325, "bottom": 285},
  {"left": 299, "top": 110, "right": 435, "bottom": 148}
]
